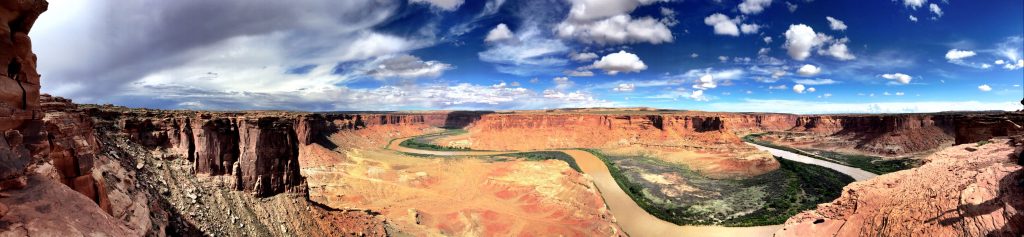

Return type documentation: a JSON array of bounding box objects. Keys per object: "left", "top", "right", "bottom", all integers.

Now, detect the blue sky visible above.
[{"left": 29, "top": 0, "right": 1024, "bottom": 113}]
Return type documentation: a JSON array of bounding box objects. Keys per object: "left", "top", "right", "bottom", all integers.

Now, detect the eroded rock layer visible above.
[{"left": 775, "top": 137, "right": 1024, "bottom": 236}]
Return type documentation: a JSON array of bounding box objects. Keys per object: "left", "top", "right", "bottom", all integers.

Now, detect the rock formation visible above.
[{"left": 775, "top": 136, "right": 1023, "bottom": 236}]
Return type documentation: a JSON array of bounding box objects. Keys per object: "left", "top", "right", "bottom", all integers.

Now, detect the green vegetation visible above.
[
  {"left": 581, "top": 148, "right": 854, "bottom": 227},
  {"left": 976, "top": 140, "right": 992, "bottom": 146},
  {"left": 743, "top": 133, "right": 918, "bottom": 174},
  {"left": 504, "top": 151, "right": 582, "bottom": 172},
  {"left": 398, "top": 129, "right": 473, "bottom": 151},
  {"left": 399, "top": 138, "right": 470, "bottom": 151}
]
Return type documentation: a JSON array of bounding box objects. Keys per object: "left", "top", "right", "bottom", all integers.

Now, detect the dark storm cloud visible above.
[{"left": 32, "top": 0, "right": 406, "bottom": 103}]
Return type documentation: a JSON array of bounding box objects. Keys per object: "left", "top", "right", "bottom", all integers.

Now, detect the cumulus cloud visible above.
[
  {"left": 738, "top": 0, "right": 773, "bottom": 15},
  {"left": 704, "top": 13, "right": 760, "bottom": 36},
  {"left": 793, "top": 78, "right": 838, "bottom": 85},
  {"left": 783, "top": 24, "right": 823, "bottom": 60},
  {"left": 557, "top": 0, "right": 673, "bottom": 45},
  {"left": 553, "top": 76, "right": 574, "bottom": 90},
  {"left": 570, "top": 52, "right": 599, "bottom": 62},
  {"left": 978, "top": 84, "right": 992, "bottom": 92},
  {"left": 485, "top": 23, "right": 515, "bottom": 42},
  {"left": 825, "top": 16, "right": 847, "bottom": 31},
  {"left": 903, "top": 0, "right": 926, "bottom": 9},
  {"left": 764, "top": 36, "right": 773, "bottom": 44},
  {"left": 783, "top": 24, "right": 856, "bottom": 61},
  {"left": 689, "top": 90, "right": 708, "bottom": 101},
  {"left": 693, "top": 74, "right": 718, "bottom": 90},
  {"left": 592, "top": 50, "right": 648, "bottom": 75},
  {"left": 881, "top": 73, "right": 913, "bottom": 84},
  {"left": 411, "top": 0, "right": 465, "bottom": 11},
  {"left": 613, "top": 83, "right": 636, "bottom": 92},
  {"left": 945, "top": 49, "right": 977, "bottom": 61},
  {"left": 792, "top": 84, "right": 807, "bottom": 93},
  {"left": 909, "top": 15, "right": 918, "bottom": 22},
  {"left": 740, "top": 24, "right": 762, "bottom": 34},
  {"left": 929, "top": 3, "right": 943, "bottom": 17},
  {"left": 796, "top": 64, "right": 822, "bottom": 76},
  {"left": 367, "top": 55, "right": 453, "bottom": 79},
  {"left": 556, "top": 14, "right": 673, "bottom": 45}
]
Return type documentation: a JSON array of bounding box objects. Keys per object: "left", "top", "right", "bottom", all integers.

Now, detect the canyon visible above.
[{"left": 1, "top": 1, "right": 1023, "bottom": 236}]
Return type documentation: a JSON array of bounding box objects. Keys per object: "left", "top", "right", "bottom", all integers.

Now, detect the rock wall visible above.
[
  {"left": 466, "top": 113, "right": 740, "bottom": 150},
  {"left": 0, "top": 0, "right": 46, "bottom": 190}
]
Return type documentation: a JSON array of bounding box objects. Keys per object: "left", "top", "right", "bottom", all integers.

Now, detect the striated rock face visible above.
[
  {"left": 191, "top": 115, "right": 240, "bottom": 175},
  {"left": 235, "top": 117, "right": 302, "bottom": 197},
  {"left": 0, "top": 0, "right": 46, "bottom": 190},
  {"left": 467, "top": 113, "right": 740, "bottom": 150},
  {"left": 775, "top": 137, "right": 1024, "bottom": 236},
  {"left": 954, "top": 114, "right": 1024, "bottom": 144},
  {"left": 39, "top": 95, "right": 111, "bottom": 213}
]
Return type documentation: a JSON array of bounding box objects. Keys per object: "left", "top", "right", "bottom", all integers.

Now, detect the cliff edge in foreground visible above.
[{"left": 776, "top": 135, "right": 1023, "bottom": 236}]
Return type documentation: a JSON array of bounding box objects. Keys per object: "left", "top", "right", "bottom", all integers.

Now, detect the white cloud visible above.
[
  {"left": 564, "top": 0, "right": 658, "bottom": 22},
  {"left": 929, "top": 3, "right": 943, "bottom": 17},
  {"left": 411, "top": 0, "right": 465, "bottom": 11},
  {"left": 945, "top": 49, "right": 977, "bottom": 61},
  {"left": 556, "top": 14, "right": 673, "bottom": 45},
  {"left": 691, "top": 53, "right": 700, "bottom": 58},
  {"left": 764, "top": 36, "right": 773, "bottom": 44},
  {"left": 367, "top": 55, "right": 453, "bottom": 79},
  {"left": 996, "top": 60, "right": 1006, "bottom": 65},
  {"left": 485, "top": 23, "right": 515, "bottom": 42},
  {"left": 981, "top": 63, "right": 992, "bottom": 69},
  {"left": 689, "top": 90, "right": 708, "bottom": 101},
  {"left": 613, "top": 83, "right": 636, "bottom": 92},
  {"left": 783, "top": 24, "right": 823, "bottom": 60},
  {"left": 821, "top": 42, "right": 856, "bottom": 60},
  {"left": 895, "top": 92, "right": 905, "bottom": 96},
  {"left": 792, "top": 84, "right": 806, "bottom": 93},
  {"left": 704, "top": 13, "right": 740, "bottom": 36},
  {"left": 825, "top": 16, "right": 847, "bottom": 31},
  {"left": 592, "top": 51, "right": 648, "bottom": 75},
  {"left": 978, "top": 84, "right": 992, "bottom": 92},
  {"left": 769, "top": 85, "right": 788, "bottom": 90},
  {"left": 807, "top": 87, "right": 816, "bottom": 93},
  {"left": 738, "top": 0, "right": 773, "bottom": 15},
  {"left": 785, "top": 1, "right": 798, "bottom": 12},
  {"left": 660, "top": 7, "right": 679, "bottom": 26},
  {"left": 1005, "top": 59, "right": 1024, "bottom": 70},
  {"left": 553, "top": 76, "right": 574, "bottom": 90},
  {"left": 740, "top": 24, "right": 762, "bottom": 34},
  {"left": 564, "top": 69, "right": 595, "bottom": 77},
  {"left": 793, "top": 78, "right": 838, "bottom": 85},
  {"left": 570, "top": 52, "right": 599, "bottom": 62},
  {"left": 903, "top": 0, "right": 926, "bottom": 9},
  {"left": 758, "top": 48, "right": 771, "bottom": 55},
  {"left": 909, "top": 15, "right": 918, "bottom": 22},
  {"left": 693, "top": 74, "right": 717, "bottom": 90},
  {"left": 881, "top": 73, "right": 913, "bottom": 84},
  {"left": 479, "top": 27, "right": 569, "bottom": 76},
  {"left": 783, "top": 24, "right": 855, "bottom": 61},
  {"left": 796, "top": 64, "right": 822, "bottom": 76}
]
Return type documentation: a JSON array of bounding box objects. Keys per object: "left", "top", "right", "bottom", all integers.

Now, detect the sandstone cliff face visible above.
[
  {"left": 0, "top": 0, "right": 46, "bottom": 190},
  {"left": 235, "top": 117, "right": 302, "bottom": 197},
  {"left": 775, "top": 138, "right": 1023, "bottom": 236},
  {"left": 467, "top": 113, "right": 739, "bottom": 150}
]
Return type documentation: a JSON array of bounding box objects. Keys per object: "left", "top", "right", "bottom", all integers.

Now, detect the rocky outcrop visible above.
[
  {"left": 0, "top": 0, "right": 46, "bottom": 190},
  {"left": 235, "top": 117, "right": 302, "bottom": 197},
  {"left": 775, "top": 137, "right": 1023, "bottom": 236},
  {"left": 954, "top": 114, "right": 1024, "bottom": 144},
  {"left": 39, "top": 95, "right": 111, "bottom": 213}
]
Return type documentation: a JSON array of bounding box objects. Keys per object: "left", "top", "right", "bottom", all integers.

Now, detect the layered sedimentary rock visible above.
[
  {"left": 467, "top": 113, "right": 739, "bottom": 150},
  {"left": 0, "top": 0, "right": 46, "bottom": 190},
  {"left": 775, "top": 137, "right": 1024, "bottom": 236}
]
